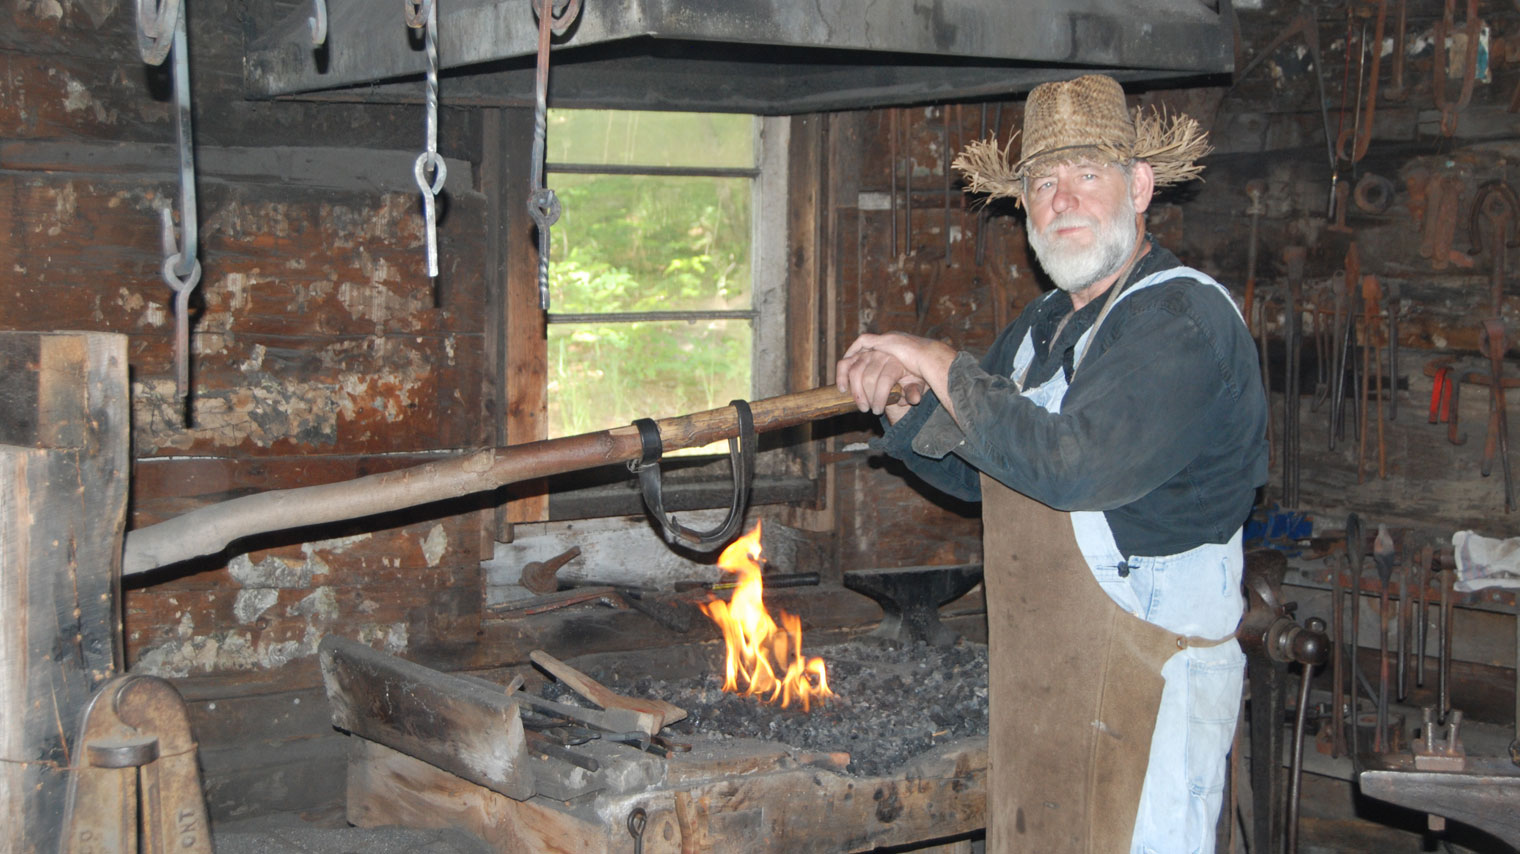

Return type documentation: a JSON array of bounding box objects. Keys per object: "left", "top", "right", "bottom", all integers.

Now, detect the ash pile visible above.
[{"left": 548, "top": 640, "right": 989, "bottom": 776}]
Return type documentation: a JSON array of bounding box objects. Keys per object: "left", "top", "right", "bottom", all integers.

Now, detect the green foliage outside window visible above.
[{"left": 546, "top": 111, "right": 759, "bottom": 440}]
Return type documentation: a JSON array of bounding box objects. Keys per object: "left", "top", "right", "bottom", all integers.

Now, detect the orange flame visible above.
[{"left": 699, "top": 522, "right": 832, "bottom": 710}]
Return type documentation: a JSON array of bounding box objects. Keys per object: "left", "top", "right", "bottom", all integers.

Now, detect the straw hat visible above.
[{"left": 953, "top": 74, "right": 1211, "bottom": 206}]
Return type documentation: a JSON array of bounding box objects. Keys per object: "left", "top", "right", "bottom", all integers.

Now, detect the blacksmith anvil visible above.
[{"left": 844, "top": 564, "right": 983, "bottom": 648}]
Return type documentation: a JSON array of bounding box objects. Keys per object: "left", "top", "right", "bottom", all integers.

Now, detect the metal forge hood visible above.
[{"left": 246, "top": 0, "right": 1234, "bottom": 111}]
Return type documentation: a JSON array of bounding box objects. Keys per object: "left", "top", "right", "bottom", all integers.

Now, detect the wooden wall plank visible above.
[
  {"left": 501, "top": 108, "right": 549, "bottom": 525},
  {"left": 0, "top": 332, "right": 128, "bottom": 853}
]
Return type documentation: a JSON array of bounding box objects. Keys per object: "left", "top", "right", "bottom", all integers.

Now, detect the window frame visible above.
[{"left": 527, "top": 114, "right": 798, "bottom": 522}]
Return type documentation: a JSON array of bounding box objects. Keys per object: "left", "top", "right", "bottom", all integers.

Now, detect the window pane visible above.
[
  {"left": 547, "top": 320, "right": 752, "bottom": 441},
  {"left": 549, "top": 173, "right": 752, "bottom": 313},
  {"left": 546, "top": 110, "right": 755, "bottom": 168}
]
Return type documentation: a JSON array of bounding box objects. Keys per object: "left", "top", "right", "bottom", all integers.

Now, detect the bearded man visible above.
[{"left": 836, "top": 75, "right": 1267, "bottom": 853}]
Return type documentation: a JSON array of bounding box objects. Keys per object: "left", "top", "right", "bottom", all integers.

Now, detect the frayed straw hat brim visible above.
[{"left": 952, "top": 78, "right": 1211, "bottom": 206}]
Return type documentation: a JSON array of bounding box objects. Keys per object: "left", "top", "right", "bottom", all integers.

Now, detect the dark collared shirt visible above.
[{"left": 874, "top": 240, "right": 1268, "bottom": 557}]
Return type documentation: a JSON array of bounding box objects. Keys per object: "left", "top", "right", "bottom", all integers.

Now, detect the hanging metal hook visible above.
[
  {"left": 412, "top": 0, "right": 444, "bottom": 278},
  {"left": 525, "top": 0, "right": 583, "bottom": 310},
  {"left": 135, "top": 0, "right": 181, "bottom": 64},
  {"left": 309, "top": 0, "right": 328, "bottom": 45},
  {"left": 143, "top": 3, "right": 202, "bottom": 423}
]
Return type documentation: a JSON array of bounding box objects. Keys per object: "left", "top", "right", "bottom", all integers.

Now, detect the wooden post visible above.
[{"left": 0, "top": 332, "right": 129, "bottom": 854}]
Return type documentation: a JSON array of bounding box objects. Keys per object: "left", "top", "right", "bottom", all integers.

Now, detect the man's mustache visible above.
[{"left": 1040, "top": 214, "right": 1101, "bottom": 238}]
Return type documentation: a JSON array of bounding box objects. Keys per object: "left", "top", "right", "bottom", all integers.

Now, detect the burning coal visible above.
[{"left": 698, "top": 523, "right": 832, "bottom": 710}]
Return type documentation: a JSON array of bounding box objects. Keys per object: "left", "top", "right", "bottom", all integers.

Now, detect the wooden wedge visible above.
[{"left": 530, "top": 650, "right": 688, "bottom": 728}]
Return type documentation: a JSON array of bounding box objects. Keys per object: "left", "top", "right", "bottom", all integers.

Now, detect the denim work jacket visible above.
[{"left": 874, "top": 240, "right": 1269, "bottom": 558}]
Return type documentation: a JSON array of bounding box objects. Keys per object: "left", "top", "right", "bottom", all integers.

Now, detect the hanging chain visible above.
[
  {"left": 141, "top": 0, "right": 201, "bottom": 421},
  {"left": 527, "top": 0, "right": 583, "bottom": 311},
  {"left": 410, "top": 0, "right": 447, "bottom": 279}
]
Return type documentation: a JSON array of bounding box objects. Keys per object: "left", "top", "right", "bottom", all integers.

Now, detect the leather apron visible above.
[
  {"left": 982, "top": 477, "right": 1183, "bottom": 853},
  {"left": 979, "top": 265, "right": 1244, "bottom": 853}
]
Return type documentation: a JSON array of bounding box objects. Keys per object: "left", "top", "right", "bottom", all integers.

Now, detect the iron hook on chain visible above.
[
  {"left": 404, "top": 0, "right": 432, "bottom": 29},
  {"left": 414, "top": 152, "right": 448, "bottom": 278},
  {"left": 144, "top": 3, "right": 201, "bottom": 425},
  {"left": 411, "top": 0, "right": 444, "bottom": 279},
  {"left": 135, "top": 0, "right": 181, "bottom": 64},
  {"left": 309, "top": 0, "right": 328, "bottom": 45},
  {"left": 525, "top": 0, "right": 582, "bottom": 311}
]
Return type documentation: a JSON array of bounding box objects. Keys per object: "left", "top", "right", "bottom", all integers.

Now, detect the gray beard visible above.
[{"left": 1026, "top": 196, "right": 1139, "bottom": 296}]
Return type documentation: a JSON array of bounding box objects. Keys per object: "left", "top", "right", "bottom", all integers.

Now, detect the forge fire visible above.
[{"left": 698, "top": 523, "right": 833, "bottom": 710}]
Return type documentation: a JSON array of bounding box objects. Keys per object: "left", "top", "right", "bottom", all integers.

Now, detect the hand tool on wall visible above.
[
  {"left": 1283, "top": 246, "right": 1307, "bottom": 506},
  {"left": 1472, "top": 180, "right": 1519, "bottom": 316},
  {"left": 1416, "top": 545, "right": 1433, "bottom": 689},
  {"left": 1369, "top": 276, "right": 1388, "bottom": 478},
  {"left": 1384, "top": 0, "right": 1409, "bottom": 101},
  {"left": 1319, "top": 273, "right": 1347, "bottom": 421},
  {"left": 1335, "top": 0, "right": 1386, "bottom": 166},
  {"left": 1432, "top": 0, "right": 1480, "bottom": 138},
  {"left": 1479, "top": 319, "right": 1514, "bottom": 511},
  {"left": 1397, "top": 536, "right": 1412, "bottom": 701},
  {"left": 1357, "top": 276, "right": 1382, "bottom": 483},
  {"left": 1331, "top": 550, "right": 1348, "bottom": 757},
  {"left": 1310, "top": 284, "right": 1332, "bottom": 412},
  {"left": 1329, "top": 180, "right": 1354, "bottom": 234},
  {"left": 1433, "top": 175, "right": 1468, "bottom": 271},
  {"left": 1438, "top": 563, "right": 1454, "bottom": 723},
  {"left": 1425, "top": 356, "right": 1468, "bottom": 445},
  {"left": 60, "top": 675, "right": 213, "bottom": 854},
  {"left": 1347, "top": 513, "right": 1365, "bottom": 757},
  {"left": 1419, "top": 173, "right": 1471, "bottom": 271},
  {"left": 1259, "top": 287, "right": 1279, "bottom": 472},
  {"left": 1373, "top": 524, "right": 1395, "bottom": 752},
  {"left": 1332, "top": 248, "right": 1363, "bottom": 449},
  {"left": 1243, "top": 182, "right": 1267, "bottom": 333}
]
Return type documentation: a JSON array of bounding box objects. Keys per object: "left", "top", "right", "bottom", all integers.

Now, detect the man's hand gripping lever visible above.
[{"left": 837, "top": 332, "right": 957, "bottom": 423}]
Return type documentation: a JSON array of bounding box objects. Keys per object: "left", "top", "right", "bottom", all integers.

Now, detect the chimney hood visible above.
[{"left": 246, "top": 0, "right": 1234, "bottom": 112}]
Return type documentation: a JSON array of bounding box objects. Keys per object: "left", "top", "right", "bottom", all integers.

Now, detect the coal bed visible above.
[{"left": 544, "top": 639, "right": 989, "bottom": 776}]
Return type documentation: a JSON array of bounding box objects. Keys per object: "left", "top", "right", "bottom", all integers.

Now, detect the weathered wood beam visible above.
[
  {"left": 0, "top": 332, "right": 129, "bottom": 852},
  {"left": 122, "top": 385, "right": 886, "bottom": 576}
]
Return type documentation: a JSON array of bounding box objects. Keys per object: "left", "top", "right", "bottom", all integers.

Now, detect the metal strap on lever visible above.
[{"left": 631, "top": 400, "right": 756, "bottom": 552}]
